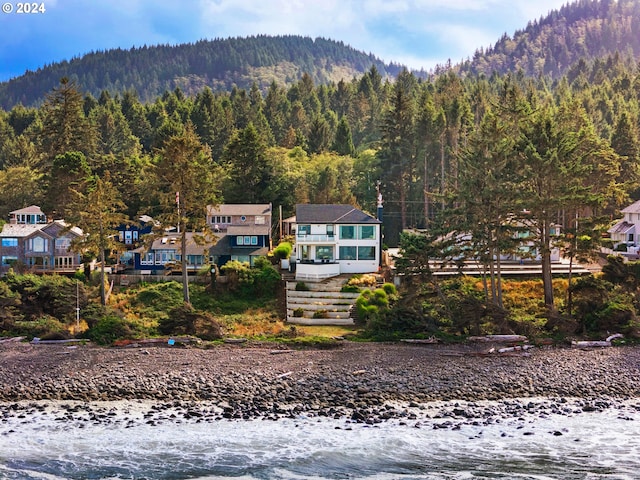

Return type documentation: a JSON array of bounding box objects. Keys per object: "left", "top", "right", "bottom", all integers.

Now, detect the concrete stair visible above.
[{"left": 285, "top": 275, "right": 359, "bottom": 325}]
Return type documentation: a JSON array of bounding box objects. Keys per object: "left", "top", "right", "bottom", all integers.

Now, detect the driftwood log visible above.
[{"left": 468, "top": 335, "right": 528, "bottom": 343}]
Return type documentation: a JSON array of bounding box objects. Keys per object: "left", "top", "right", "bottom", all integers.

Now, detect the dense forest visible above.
[
  {"left": 457, "top": 0, "right": 640, "bottom": 79},
  {"left": 0, "top": 36, "right": 404, "bottom": 110},
  {"left": 1, "top": 0, "right": 640, "bottom": 340}
]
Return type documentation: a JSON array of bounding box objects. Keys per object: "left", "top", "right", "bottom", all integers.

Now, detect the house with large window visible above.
[
  {"left": 0, "top": 205, "right": 83, "bottom": 274},
  {"left": 207, "top": 204, "right": 272, "bottom": 267},
  {"left": 608, "top": 199, "right": 640, "bottom": 253},
  {"left": 292, "top": 204, "right": 381, "bottom": 281}
]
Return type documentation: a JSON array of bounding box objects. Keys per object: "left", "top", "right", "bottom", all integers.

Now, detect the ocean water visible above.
[{"left": 1, "top": 398, "right": 639, "bottom": 480}]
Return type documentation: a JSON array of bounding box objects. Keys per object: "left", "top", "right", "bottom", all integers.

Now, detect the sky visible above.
[{"left": 0, "top": 0, "right": 571, "bottom": 82}]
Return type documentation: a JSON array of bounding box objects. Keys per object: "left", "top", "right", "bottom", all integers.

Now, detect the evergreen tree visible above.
[
  {"left": 43, "top": 151, "right": 92, "bottom": 219},
  {"left": 147, "top": 123, "right": 222, "bottom": 304},
  {"left": 67, "top": 174, "right": 129, "bottom": 305},
  {"left": 222, "top": 122, "right": 272, "bottom": 203},
  {"left": 40, "top": 78, "right": 95, "bottom": 165},
  {"left": 331, "top": 117, "right": 355, "bottom": 156}
]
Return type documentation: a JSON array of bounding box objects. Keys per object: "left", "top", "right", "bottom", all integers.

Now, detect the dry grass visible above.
[{"left": 295, "top": 325, "right": 362, "bottom": 338}]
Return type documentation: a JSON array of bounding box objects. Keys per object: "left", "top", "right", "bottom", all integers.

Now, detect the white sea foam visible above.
[{"left": 1, "top": 399, "right": 639, "bottom": 479}]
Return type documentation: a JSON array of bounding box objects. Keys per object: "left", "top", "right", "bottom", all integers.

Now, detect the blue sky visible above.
[{"left": 0, "top": 0, "right": 570, "bottom": 82}]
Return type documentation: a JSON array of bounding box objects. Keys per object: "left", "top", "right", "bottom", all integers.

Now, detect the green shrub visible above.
[
  {"left": 313, "top": 309, "right": 328, "bottom": 319},
  {"left": 273, "top": 242, "right": 292, "bottom": 260},
  {"left": 135, "top": 281, "right": 184, "bottom": 311},
  {"left": 3, "top": 273, "right": 88, "bottom": 322},
  {"left": 85, "top": 316, "right": 141, "bottom": 345},
  {"left": 14, "top": 315, "right": 69, "bottom": 340},
  {"left": 293, "top": 307, "right": 304, "bottom": 317},
  {"left": 382, "top": 283, "right": 397, "bottom": 296},
  {"left": 340, "top": 284, "right": 361, "bottom": 293}
]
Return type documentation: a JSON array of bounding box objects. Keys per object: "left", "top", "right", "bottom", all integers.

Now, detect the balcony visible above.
[{"left": 296, "top": 234, "right": 336, "bottom": 243}]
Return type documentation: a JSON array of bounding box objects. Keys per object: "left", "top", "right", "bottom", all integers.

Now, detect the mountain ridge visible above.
[{"left": 0, "top": 35, "right": 405, "bottom": 109}]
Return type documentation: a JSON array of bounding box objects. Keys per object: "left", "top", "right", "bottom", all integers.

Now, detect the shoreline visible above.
[{"left": 2, "top": 341, "right": 640, "bottom": 422}]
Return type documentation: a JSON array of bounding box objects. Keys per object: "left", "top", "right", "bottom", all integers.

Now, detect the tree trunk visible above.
[
  {"left": 495, "top": 241, "right": 503, "bottom": 309},
  {"left": 541, "top": 219, "right": 554, "bottom": 311},
  {"left": 99, "top": 220, "right": 106, "bottom": 306},
  {"left": 423, "top": 151, "right": 430, "bottom": 226},
  {"left": 181, "top": 227, "right": 190, "bottom": 305}
]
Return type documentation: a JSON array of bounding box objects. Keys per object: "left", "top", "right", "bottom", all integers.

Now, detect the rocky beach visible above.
[{"left": 2, "top": 340, "right": 640, "bottom": 424}]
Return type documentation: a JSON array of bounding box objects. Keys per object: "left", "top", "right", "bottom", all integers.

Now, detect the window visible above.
[
  {"left": 250, "top": 236, "right": 258, "bottom": 245},
  {"left": 358, "top": 246, "right": 376, "bottom": 260},
  {"left": 339, "top": 246, "right": 356, "bottom": 260},
  {"left": 1, "top": 238, "right": 18, "bottom": 247},
  {"left": 255, "top": 215, "right": 265, "bottom": 225},
  {"left": 186, "top": 255, "right": 203, "bottom": 265},
  {"left": 1, "top": 256, "right": 18, "bottom": 265},
  {"left": 55, "top": 257, "right": 74, "bottom": 268},
  {"left": 141, "top": 252, "right": 154, "bottom": 265},
  {"left": 155, "top": 250, "right": 175, "bottom": 264},
  {"left": 359, "top": 225, "right": 375, "bottom": 240},
  {"left": 316, "top": 246, "right": 333, "bottom": 261},
  {"left": 244, "top": 236, "right": 251, "bottom": 245},
  {"left": 55, "top": 237, "right": 71, "bottom": 249},
  {"left": 231, "top": 255, "right": 250, "bottom": 263},
  {"left": 298, "top": 225, "right": 310, "bottom": 236},
  {"left": 339, "top": 225, "right": 355, "bottom": 239},
  {"left": 326, "top": 225, "right": 334, "bottom": 237},
  {"left": 212, "top": 215, "right": 231, "bottom": 224},
  {"left": 237, "top": 236, "right": 244, "bottom": 246},
  {"left": 29, "top": 236, "right": 48, "bottom": 252}
]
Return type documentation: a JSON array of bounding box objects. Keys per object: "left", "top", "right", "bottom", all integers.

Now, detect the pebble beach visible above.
[{"left": 2, "top": 340, "right": 640, "bottom": 424}]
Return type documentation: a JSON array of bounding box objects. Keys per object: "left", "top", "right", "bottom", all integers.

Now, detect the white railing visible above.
[
  {"left": 296, "top": 234, "right": 335, "bottom": 242},
  {"left": 295, "top": 261, "right": 341, "bottom": 281}
]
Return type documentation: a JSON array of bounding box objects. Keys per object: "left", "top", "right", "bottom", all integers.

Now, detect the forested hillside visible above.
[
  {"left": 2, "top": 0, "right": 640, "bottom": 336},
  {"left": 457, "top": 0, "right": 640, "bottom": 79},
  {"left": 0, "top": 35, "right": 402, "bottom": 110}
]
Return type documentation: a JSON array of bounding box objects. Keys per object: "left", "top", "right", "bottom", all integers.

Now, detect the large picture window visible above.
[
  {"left": 339, "top": 225, "right": 355, "bottom": 239},
  {"left": 339, "top": 246, "right": 356, "bottom": 260},
  {"left": 29, "top": 236, "right": 47, "bottom": 252},
  {"left": 316, "top": 246, "right": 333, "bottom": 261},
  {"left": 359, "top": 225, "right": 375, "bottom": 240},
  {"left": 1, "top": 256, "right": 18, "bottom": 265},
  {"left": 1, "top": 238, "right": 18, "bottom": 247},
  {"left": 357, "top": 246, "right": 376, "bottom": 260}
]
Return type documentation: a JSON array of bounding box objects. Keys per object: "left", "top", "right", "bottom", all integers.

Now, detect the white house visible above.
[
  {"left": 292, "top": 204, "right": 381, "bottom": 281},
  {"left": 608, "top": 199, "right": 640, "bottom": 252}
]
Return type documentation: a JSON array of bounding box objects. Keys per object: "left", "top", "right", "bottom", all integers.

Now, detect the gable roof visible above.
[
  {"left": 608, "top": 220, "right": 635, "bottom": 234},
  {"left": 207, "top": 204, "right": 272, "bottom": 217},
  {"left": 42, "top": 220, "right": 83, "bottom": 237},
  {"left": 295, "top": 204, "right": 380, "bottom": 224},
  {"left": 622, "top": 200, "right": 640, "bottom": 214},
  {"left": 9, "top": 205, "right": 45, "bottom": 216}
]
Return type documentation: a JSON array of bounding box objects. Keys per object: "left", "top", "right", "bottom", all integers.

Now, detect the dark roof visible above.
[{"left": 295, "top": 204, "right": 380, "bottom": 224}]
